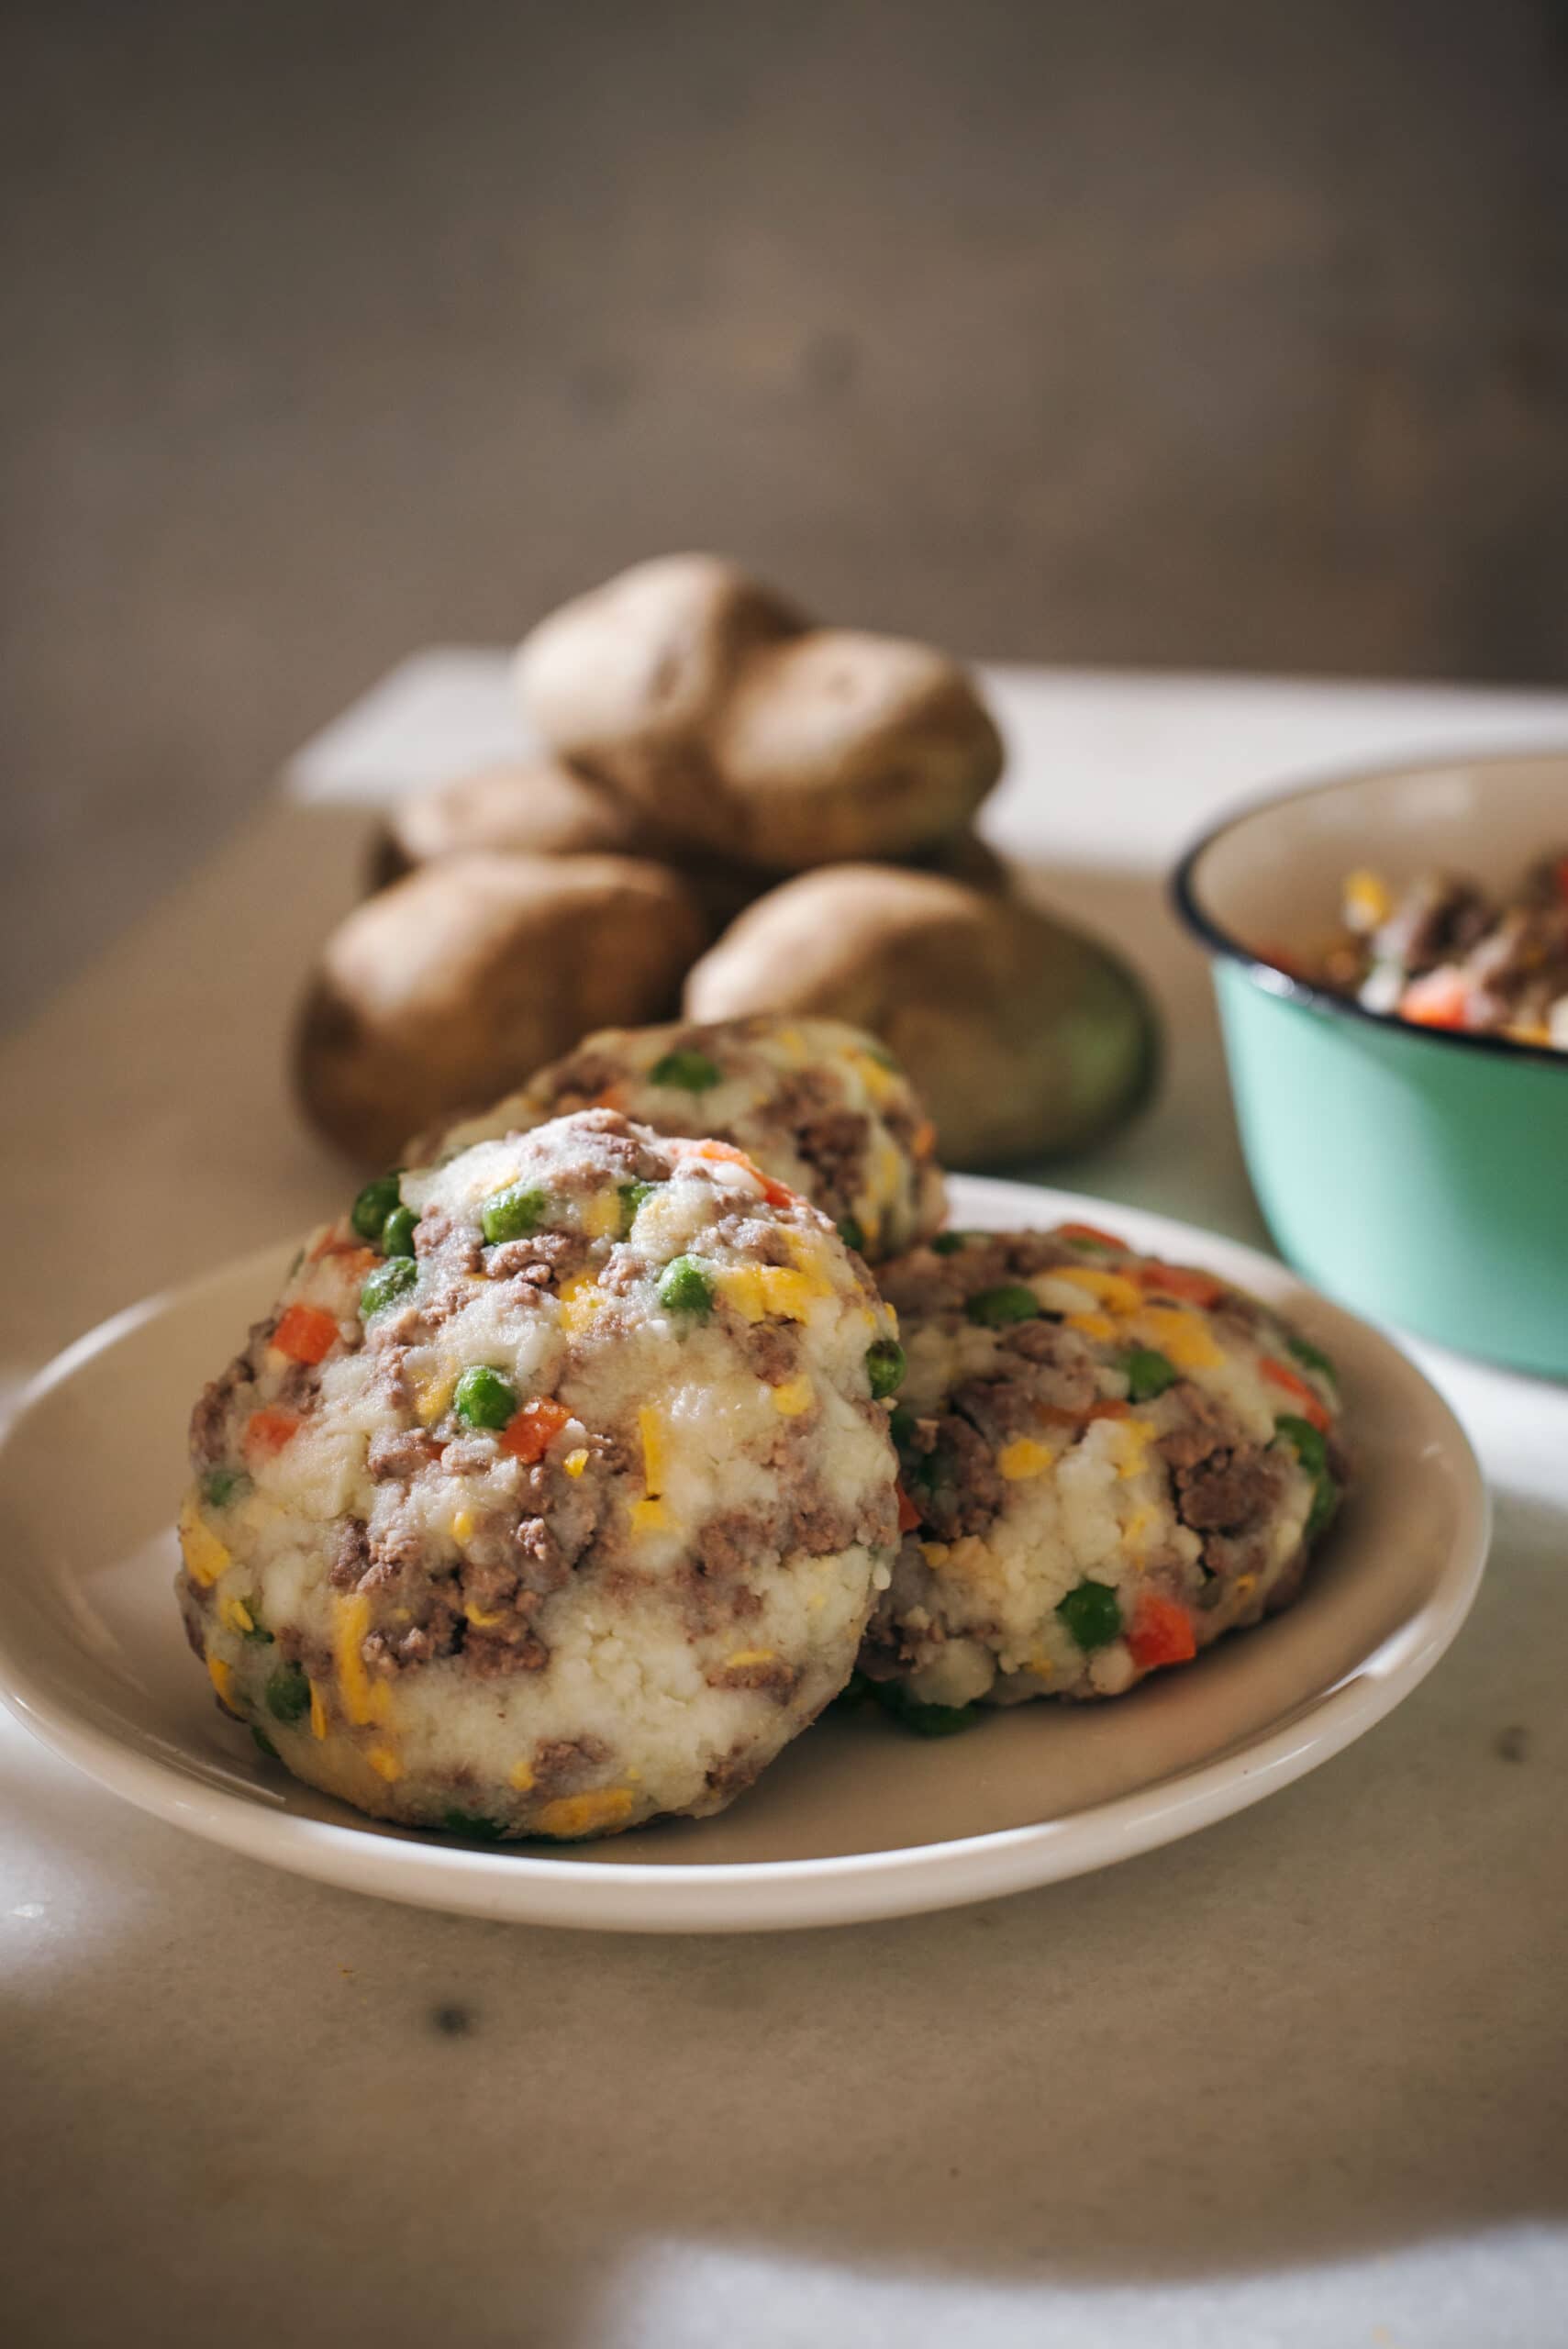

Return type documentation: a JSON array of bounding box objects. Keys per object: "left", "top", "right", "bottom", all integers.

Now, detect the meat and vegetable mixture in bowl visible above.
[
  {"left": 1175, "top": 748, "right": 1568, "bottom": 1375},
  {"left": 1307, "top": 852, "right": 1568, "bottom": 1048}
]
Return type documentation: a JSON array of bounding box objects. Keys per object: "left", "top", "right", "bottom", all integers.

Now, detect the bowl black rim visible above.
[{"left": 1170, "top": 746, "right": 1568, "bottom": 1074}]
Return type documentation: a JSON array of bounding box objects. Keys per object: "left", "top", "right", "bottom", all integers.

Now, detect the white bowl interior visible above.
[{"left": 1189, "top": 750, "right": 1568, "bottom": 952}]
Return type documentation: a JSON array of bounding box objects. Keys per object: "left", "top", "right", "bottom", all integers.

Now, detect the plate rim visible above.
[{"left": 0, "top": 1177, "right": 1493, "bottom": 1932}]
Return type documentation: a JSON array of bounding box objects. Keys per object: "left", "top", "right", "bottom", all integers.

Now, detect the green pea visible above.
[
  {"left": 618, "top": 1180, "right": 658, "bottom": 1235},
  {"left": 836, "top": 1217, "right": 867, "bottom": 1254},
  {"left": 658, "top": 1255, "right": 714, "bottom": 1317},
  {"left": 382, "top": 1204, "right": 419, "bottom": 1258},
  {"left": 861, "top": 1042, "right": 901, "bottom": 1073},
  {"left": 889, "top": 1405, "right": 918, "bottom": 1450},
  {"left": 872, "top": 1682, "right": 981, "bottom": 1737},
  {"left": 1273, "top": 1413, "right": 1329, "bottom": 1478},
  {"left": 1056, "top": 1578, "right": 1123, "bottom": 1652},
  {"left": 1121, "top": 1347, "right": 1178, "bottom": 1402},
  {"left": 1287, "top": 1334, "right": 1339, "bottom": 1388},
  {"left": 361, "top": 1256, "right": 417, "bottom": 1318},
  {"left": 965, "top": 1284, "right": 1042, "bottom": 1329},
  {"left": 930, "top": 1231, "right": 970, "bottom": 1256},
  {"left": 351, "top": 1171, "right": 402, "bottom": 1242},
  {"left": 250, "top": 1725, "right": 280, "bottom": 1761},
  {"left": 264, "top": 1662, "right": 311, "bottom": 1724},
  {"left": 482, "top": 1183, "right": 549, "bottom": 1244},
  {"left": 913, "top": 1443, "right": 953, "bottom": 1490},
  {"left": 648, "top": 1049, "right": 722, "bottom": 1092},
  {"left": 865, "top": 1340, "right": 906, "bottom": 1400},
  {"left": 441, "top": 1809, "right": 506, "bottom": 1842},
  {"left": 1307, "top": 1474, "right": 1340, "bottom": 1541},
  {"left": 452, "top": 1365, "right": 518, "bottom": 1430},
  {"left": 898, "top": 1699, "right": 980, "bottom": 1739},
  {"left": 200, "top": 1466, "right": 250, "bottom": 1509}
]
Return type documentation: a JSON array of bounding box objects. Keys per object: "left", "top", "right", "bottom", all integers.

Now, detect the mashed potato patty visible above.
[
  {"left": 433, "top": 1014, "right": 944, "bottom": 1263},
  {"left": 179, "top": 1110, "right": 902, "bottom": 1837},
  {"left": 862, "top": 1221, "right": 1348, "bottom": 1708}
]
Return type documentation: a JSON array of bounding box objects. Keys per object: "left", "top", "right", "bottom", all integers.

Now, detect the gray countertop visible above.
[{"left": 3, "top": 660, "right": 1564, "bottom": 2348}]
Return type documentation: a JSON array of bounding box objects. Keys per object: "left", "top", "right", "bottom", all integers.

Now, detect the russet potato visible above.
[{"left": 684, "top": 864, "right": 1157, "bottom": 1166}]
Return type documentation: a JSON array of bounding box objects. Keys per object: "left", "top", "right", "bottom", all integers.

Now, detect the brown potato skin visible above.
[
  {"left": 515, "top": 554, "right": 801, "bottom": 776},
  {"left": 295, "top": 852, "right": 708, "bottom": 1164},
  {"left": 684, "top": 865, "right": 1158, "bottom": 1167},
  {"left": 365, "top": 758, "right": 763, "bottom": 930},
  {"left": 916, "top": 828, "right": 1008, "bottom": 893},
  {"left": 368, "top": 761, "right": 648, "bottom": 889},
  {"left": 703, "top": 631, "right": 1004, "bottom": 867},
  {"left": 514, "top": 555, "right": 1002, "bottom": 873},
  {"left": 367, "top": 757, "right": 1002, "bottom": 908}
]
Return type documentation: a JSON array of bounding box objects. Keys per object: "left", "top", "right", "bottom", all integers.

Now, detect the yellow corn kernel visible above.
[
  {"left": 997, "top": 1437, "right": 1053, "bottom": 1482},
  {"left": 756, "top": 1266, "right": 816, "bottom": 1320},
  {"left": 333, "top": 1592, "right": 391, "bottom": 1726},
  {"left": 1344, "top": 867, "right": 1392, "bottom": 930},
  {"left": 532, "top": 1787, "right": 636, "bottom": 1839},
  {"left": 723, "top": 1648, "right": 776, "bottom": 1672},
  {"left": 415, "top": 1373, "right": 455, "bottom": 1427},
  {"left": 630, "top": 1497, "right": 671, "bottom": 1534},
  {"left": 918, "top": 1542, "right": 951, "bottom": 1568},
  {"left": 714, "top": 1264, "right": 766, "bottom": 1323},
  {"left": 463, "top": 1602, "right": 506, "bottom": 1629},
  {"left": 563, "top": 1446, "right": 589, "bottom": 1478},
  {"left": 309, "top": 1682, "right": 328, "bottom": 1741},
  {"left": 1234, "top": 1573, "right": 1257, "bottom": 1598},
  {"left": 1026, "top": 1650, "right": 1056, "bottom": 1680},
  {"left": 638, "top": 1405, "right": 666, "bottom": 1497},
  {"left": 218, "top": 1593, "right": 255, "bottom": 1638},
  {"left": 508, "top": 1760, "right": 536, "bottom": 1794},
  {"left": 367, "top": 1746, "right": 402, "bottom": 1783},
  {"left": 581, "top": 1190, "right": 622, "bottom": 1241},
  {"left": 177, "top": 1491, "right": 230, "bottom": 1589},
  {"left": 771, "top": 1375, "right": 815, "bottom": 1417},
  {"left": 556, "top": 1272, "right": 604, "bottom": 1334},
  {"left": 451, "top": 1508, "right": 476, "bottom": 1545},
  {"left": 1135, "top": 1306, "right": 1223, "bottom": 1373},
  {"left": 851, "top": 1049, "right": 897, "bottom": 1104},
  {"left": 206, "top": 1653, "right": 237, "bottom": 1709},
  {"left": 1108, "top": 1419, "right": 1156, "bottom": 1479},
  {"left": 784, "top": 1232, "right": 840, "bottom": 1293},
  {"left": 1055, "top": 1266, "right": 1142, "bottom": 1316},
  {"left": 1066, "top": 1310, "right": 1117, "bottom": 1343}
]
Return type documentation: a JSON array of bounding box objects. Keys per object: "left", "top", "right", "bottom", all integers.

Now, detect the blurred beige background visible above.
[{"left": 4, "top": 0, "right": 1565, "bottom": 1028}]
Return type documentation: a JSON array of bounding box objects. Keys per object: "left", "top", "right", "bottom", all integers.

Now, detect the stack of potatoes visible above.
[{"left": 295, "top": 556, "right": 1157, "bottom": 1166}]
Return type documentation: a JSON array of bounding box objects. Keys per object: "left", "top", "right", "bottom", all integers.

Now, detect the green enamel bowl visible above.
[{"left": 1173, "top": 749, "right": 1568, "bottom": 1377}]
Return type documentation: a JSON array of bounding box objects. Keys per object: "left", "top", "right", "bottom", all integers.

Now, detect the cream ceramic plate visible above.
[{"left": 0, "top": 1178, "right": 1488, "bottom": 1932}]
